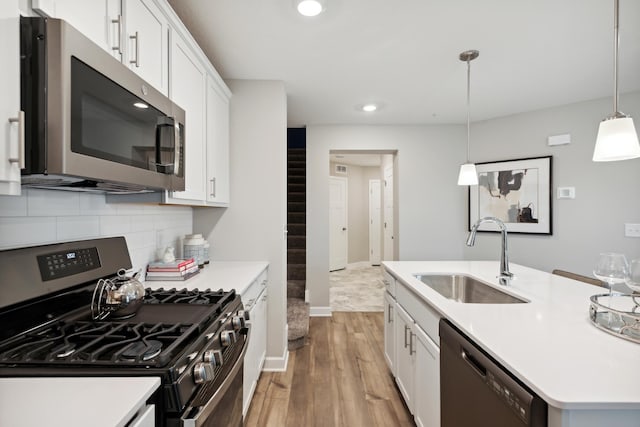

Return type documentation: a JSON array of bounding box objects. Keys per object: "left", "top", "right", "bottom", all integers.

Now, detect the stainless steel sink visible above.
[{"left": 414, "top": 274, "right": 527, "bottom": 304}]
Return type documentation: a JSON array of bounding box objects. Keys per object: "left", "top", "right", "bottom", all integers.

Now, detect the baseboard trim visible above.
[
  {"left": 263, "top": 348, "right": 289, "bottom": 372},
  {"left": 262, "top": 325, "right": 289, "bottom": 372},
  {"left": 310, "top": 306, "right": 332, "bottom": 317}
]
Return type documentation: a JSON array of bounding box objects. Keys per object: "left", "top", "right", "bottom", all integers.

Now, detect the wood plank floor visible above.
[{"left": 245, "top": 312, "right": 415, "bottom": 427}]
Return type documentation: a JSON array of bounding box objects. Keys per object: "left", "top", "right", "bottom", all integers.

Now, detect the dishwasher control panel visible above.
[{"left": 487, "top": 371, "right": 528, "bottom": 423}]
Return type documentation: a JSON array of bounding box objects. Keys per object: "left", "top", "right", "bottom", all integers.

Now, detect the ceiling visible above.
[{"left": 167, "top": 0, "right": 640, "bottom": 127}]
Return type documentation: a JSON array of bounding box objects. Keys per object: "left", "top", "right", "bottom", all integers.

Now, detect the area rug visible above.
[{"left": 330, "top": 262, "right": 385, "bottom": 312}]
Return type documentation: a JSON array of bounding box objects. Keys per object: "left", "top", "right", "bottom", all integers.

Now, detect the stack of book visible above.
[{"left": 146, "top": 258, "right": 200, "bottom": 281}]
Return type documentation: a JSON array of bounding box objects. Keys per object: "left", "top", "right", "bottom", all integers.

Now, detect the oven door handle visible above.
[{"left": 181, "top": 325, "right": 250, "bottom": 427}]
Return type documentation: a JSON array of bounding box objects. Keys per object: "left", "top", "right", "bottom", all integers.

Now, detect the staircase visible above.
[{"left": 287, "top": 143, "right": 309, "bottom": 351}]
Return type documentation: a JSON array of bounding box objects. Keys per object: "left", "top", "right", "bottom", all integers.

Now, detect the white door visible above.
[
  {"left": 329, "top": 176, "right": 348, "bottom": 271},
  {"left": 0, "top": 0, "right": 22, "bottom": 195},
  {"left": 383, "top": 165, "right": 394, "bottom": 261},
  {"left": 369, "top": 179, "right": 382, "bottom": 265}
]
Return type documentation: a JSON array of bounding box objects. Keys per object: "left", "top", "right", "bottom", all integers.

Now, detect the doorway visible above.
[{"left": 329, "top": 176, "right": 348, "bottom": 271}]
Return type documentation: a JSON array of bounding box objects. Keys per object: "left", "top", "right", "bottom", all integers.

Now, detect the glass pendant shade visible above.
[
  {"left": 457, "top": 163, "right": 478, "bottom": 186},
  {"left": 593, "top": 117, "right": 640, "bottom": 161}
]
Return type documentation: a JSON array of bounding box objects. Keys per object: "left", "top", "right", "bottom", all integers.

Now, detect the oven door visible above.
[{"left": 180, "top": 329, "right": 249, "bottom": 427}]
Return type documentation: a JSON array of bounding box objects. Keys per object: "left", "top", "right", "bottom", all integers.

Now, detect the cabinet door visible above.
[
  {"left": 394, "top": 304, "right": 414, "bottom": 414},
  {"left": 205, "top": 76, "right": 230, "bottom": 206},
  {"left": 41, "top": 0, "right": 121, "bottom": 59},
  {"left": 0, "top": 0, "right": 22, "bottom": 195},
  {"left": 383, "top": 291, "right": 395, "bottom": 373},
  {"left": 243, "top": 286, "right": 267, "bottom": 417},
  {"left": 167, "top": 32, "right": 207, "bottom": 203},
  {"left": 124, "top": 0, "right": 168, "bottom": 95},
  {"left": 414, "top": 324, "right": 440, "bottom": 427}
]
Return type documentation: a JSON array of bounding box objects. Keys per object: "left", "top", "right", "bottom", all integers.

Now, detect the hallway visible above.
[{"left": 329, "top": 262, "right": 385, "bottom": 312}]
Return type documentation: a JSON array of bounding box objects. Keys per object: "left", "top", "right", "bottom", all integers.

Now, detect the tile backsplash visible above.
[{"left": 0, "top": 189, "right": 193, "bottom": 273}]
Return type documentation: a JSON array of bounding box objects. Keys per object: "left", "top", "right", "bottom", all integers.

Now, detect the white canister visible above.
[
  {"left": 183, "top": 234, "right": 205, "bottom": 267},
  {"left": 203, "top": 241, "right": 210, "bottom": 265}
]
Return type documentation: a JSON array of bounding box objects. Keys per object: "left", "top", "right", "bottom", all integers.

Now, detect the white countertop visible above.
[
  {"left": 0, "top": 377, "right": 160, "bottom": 427},
  {"left": 383, "top": 261, "right": 640, "bottom": 410},
  {"left": 144, "top": 261, "right": 268, "bottom": 297}
]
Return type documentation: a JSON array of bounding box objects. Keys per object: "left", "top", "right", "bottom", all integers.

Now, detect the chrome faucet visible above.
[{"left": 466, "top": 217, "right": 514, "bottom": 284}]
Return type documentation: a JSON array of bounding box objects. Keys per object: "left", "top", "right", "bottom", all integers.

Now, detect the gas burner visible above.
[{"left": 122, "top": 340, "right": 163, "bottom": 361}]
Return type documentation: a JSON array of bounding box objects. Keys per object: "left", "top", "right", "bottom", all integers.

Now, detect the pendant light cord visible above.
[
  {"left": 466, "top": 58, "right": 471, "bottom": 162},
  {"left": 613, "top": 0, "right": 619, "bottom": 114}
]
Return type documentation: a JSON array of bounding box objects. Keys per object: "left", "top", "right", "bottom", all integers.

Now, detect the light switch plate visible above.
[
  {"left": 557, "top": 187, "right": 575, "bottom": 199},
  {"left": 624, "top": 223, "right": 640, "bottom": 237}
]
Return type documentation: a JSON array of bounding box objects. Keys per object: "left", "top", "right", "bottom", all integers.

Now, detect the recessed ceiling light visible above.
[
  {"left": 362, "top": 104, "right": 378, "bottom": 112},
  {"left": 133, "top": 102, "right": 149, "bottom": 109},
  {"left": 296, "top": 0, "right": 325, "bottom": 16}
]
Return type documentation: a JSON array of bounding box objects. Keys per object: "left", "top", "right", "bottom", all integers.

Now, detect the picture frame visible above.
[{"left": 469, "top": 156, "right": 552, "bottom": 235}]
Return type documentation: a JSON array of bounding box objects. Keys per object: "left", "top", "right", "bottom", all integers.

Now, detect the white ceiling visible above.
[{"left": 168, "top": 0, "right": 640, "bottom": 127}]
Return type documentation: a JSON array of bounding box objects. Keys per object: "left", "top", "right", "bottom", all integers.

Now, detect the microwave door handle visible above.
[{"left": 173, "top": 119, "right": 181, "bottom": 177}]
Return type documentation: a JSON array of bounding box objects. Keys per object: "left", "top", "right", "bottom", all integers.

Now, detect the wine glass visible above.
[
  {"left": 625, "top": 259, "right": 640, "bottom": 295},
  {"left": 593, "top": 252, "right": 629, "bottom": 294},
  {"left": 593, "top": 253, "right": 629, "bottom": 326}
]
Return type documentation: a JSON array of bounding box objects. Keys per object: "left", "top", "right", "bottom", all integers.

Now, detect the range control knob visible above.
[
  {"left": 237, "top": 309, "right": 250, "bottom": 321},
  {"left": 193, "top": 362, "right": 214, "bottom": 384},
  {"left": 231, "top": 315, "right": 246, "bottom": 331},
  {"left": 220, "top": 330, "right": 237, "bottom": 347},
  {"left": 203, "top": 349, "right": 223, "bottom": 367}
]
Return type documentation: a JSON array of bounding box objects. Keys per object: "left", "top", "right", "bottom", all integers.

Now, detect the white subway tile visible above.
[
  {"left": 0, "top": 192, "right": 28, "bottom": 216},
  {"left": 28, "top": 189, "right": 80, "bottom": 216},
  {"left": 131, "top": 215, "right": 156, "bottom": 232},
  {"left": 56, "top": 216, "right": 100, "bottom": 241},
  {"left": 115, "top": 203, "right": 147, "bottom": 215},
  {"left": 0, "top": 217, "right": 56, "bottom": 249},
  {"left": 100, "top": 216, "right": 131, "bottom": 236},
  {"left": 124, "top": 230, "right": 156, "bottom": 251},
  {"left": 129, "top": 246, "right": 159, "bottom": 273},
  {"left": 79, "top": 193, "right": 118, "bottom": 216}
]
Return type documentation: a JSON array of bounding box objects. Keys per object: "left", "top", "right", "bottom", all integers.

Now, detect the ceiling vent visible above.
[{"left": 335, "top": 164, "right": 347, "bottom": 174}]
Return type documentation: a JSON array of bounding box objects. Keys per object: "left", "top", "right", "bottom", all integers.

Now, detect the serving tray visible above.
[{"left": 589, "top": 293, "right": 640, "bottom": 344}]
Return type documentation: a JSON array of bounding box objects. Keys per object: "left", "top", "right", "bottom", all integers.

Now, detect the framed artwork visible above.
[{"left": 469, "top": 156, "right": 552, "bottom": 235}]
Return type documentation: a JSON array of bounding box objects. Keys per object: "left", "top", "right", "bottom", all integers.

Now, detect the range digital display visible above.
[{"left": 37, "top": 247, "right": 101, "bottom": 281}]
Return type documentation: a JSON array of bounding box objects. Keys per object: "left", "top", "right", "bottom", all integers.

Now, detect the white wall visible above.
[
  {"left": 307, "top": 125, "right": 467, "bottom": 311},
  {"left": 329, "top": 162, "right": 381, "bottom": 263},
  {"left": 193, "top": 80, "right": 288, "bottom": 369},
  {"left": 465, "top": 91, "right": 640, "bottom": 276},
  {"left": 0, "top": 189, "right": 192, "bottom": 272}
]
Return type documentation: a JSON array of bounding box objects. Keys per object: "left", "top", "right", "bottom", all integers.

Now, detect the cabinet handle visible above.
[
  {"left": 111, "top": 15, "right": 122, "bottom": 54},
  {"left": 409, "top": 332, "right": 416, "bottom": 355},
  {"left": 129, "top": 31, "right": 140, "bottom": 67},
  {"left": 8, "top": 111, "right": 25, "bottom": 169},
  {"left": 404, "top": 325, "right": 410, "bottom": 348},
  {"left": 261, "top": 294, "right": 267, "bottom": 302},
  {"left": 210, "top": 178, "right": 216, "bottom": 197},
  {"left": 387, "top": 304, "right": 393, "bottom": 323}
]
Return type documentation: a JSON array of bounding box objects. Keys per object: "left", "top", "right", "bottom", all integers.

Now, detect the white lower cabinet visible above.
[
  {"left": 414, "top": 324, "right": 440, "bottom": 427},
  {"left": 386, "top": 269, "right": 441, "bottom": 426},
  {"left": 395, "top": 304, "right": 415, "bottom": 413},
  {"left": 242, "top": 270, "right": 268, "bottom": 417},
  {"left": 383, "top": 291, "right": 396, "bottom": 374}
]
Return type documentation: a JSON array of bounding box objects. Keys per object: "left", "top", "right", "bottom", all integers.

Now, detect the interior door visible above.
[
  {"left": 329, "top": 176, "right": 348, "bottom": 271},
  {"left": 369, "top": 179, "right": 381, "bottom": 265},
  {"left": 383, "top": 165, "right": 394, "bottom": 261}
]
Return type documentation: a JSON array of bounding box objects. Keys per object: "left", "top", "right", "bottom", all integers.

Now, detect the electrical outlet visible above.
[{"left": 624, "top": 223, "right": 640, "bottom": 237}]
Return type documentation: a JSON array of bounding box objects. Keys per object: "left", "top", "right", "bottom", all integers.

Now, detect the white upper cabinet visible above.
[
  {"left": 123, "top": 0, "right": 168, "bottom": 94},
  {"left": 205, "top": 75, "right": 230, "bottom": 206},
  {"left": 34, "top": 0, "right": 121, "bottom": 59},
  {"left": 0, "top": 0, "right": 22, "bottom": 195},
  {"left": 166, "top": 31, "right": 207, "bottom": 203}
]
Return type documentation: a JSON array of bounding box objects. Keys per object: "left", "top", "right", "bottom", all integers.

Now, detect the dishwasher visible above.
[{"left": 439, "top": 319, "right": 547, "bottom": 427}]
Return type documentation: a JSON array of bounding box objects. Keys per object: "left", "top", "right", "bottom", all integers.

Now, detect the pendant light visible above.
[
  {"left": 593, "top": 0, "right": 640, "bottom": 161},
  {"left": 458, "top": 50, "right": 479, "bottom": 185}
]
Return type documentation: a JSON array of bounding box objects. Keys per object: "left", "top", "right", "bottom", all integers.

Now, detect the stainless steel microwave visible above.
[{"left": 20, "top": 17, "right": 185, "bottom": 193}]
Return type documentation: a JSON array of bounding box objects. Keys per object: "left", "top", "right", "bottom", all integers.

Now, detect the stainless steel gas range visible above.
[{"left": 0, "top": 237, "right": 248, "bottom": 427}]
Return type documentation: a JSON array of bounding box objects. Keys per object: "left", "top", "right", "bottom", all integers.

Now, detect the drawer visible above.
[
  {"left": 241, "top": 268, "right": 268, "bottom": 307},
  {"left": 383, "top": 269, "right": 396, "bottom": 297},
  {"left": 396, "top": 282, "right": 440, "bottom": 345}
]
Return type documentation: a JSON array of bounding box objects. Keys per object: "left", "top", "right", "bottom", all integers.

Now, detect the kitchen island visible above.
[{"left": 383, "top": 261, "right": 640, "bottom": 427}]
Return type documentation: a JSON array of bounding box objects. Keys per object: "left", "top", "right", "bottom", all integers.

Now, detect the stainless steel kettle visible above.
[{"left": 91, "top": 269, "right": 145, "bottom": 320}]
